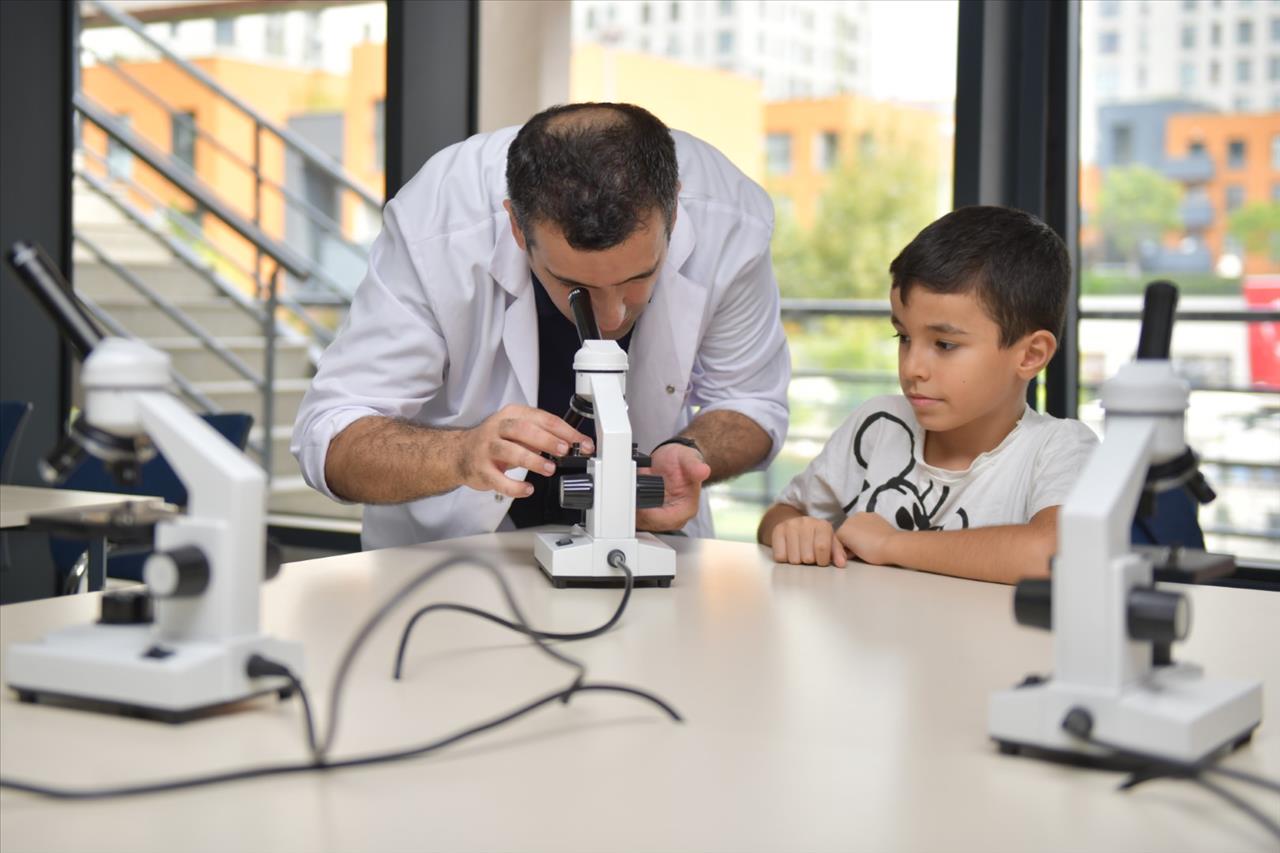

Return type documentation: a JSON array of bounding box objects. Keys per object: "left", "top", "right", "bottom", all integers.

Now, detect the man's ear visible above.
[
  {"left": 502, "top": 199, "right": 527, "bottom": 252},
  {"left": 1015, "top": 330, "right": 1058, "bottom": 378}
]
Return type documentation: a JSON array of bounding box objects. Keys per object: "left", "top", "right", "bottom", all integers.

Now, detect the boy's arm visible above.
[
  {"left": 757, "top": 502, "right": 804, "bottom": 546},
  {"left": 837, "top": 507, "right": 1059, "bottom": 584}
]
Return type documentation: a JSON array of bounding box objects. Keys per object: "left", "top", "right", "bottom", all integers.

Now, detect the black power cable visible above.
[
  {"left": 393, "top": 548, "right": 634, "bottom": 680},
  {"left": 1060, "top": 707, "right": 1280, "bottom": 842},
  {"left": 0, "top": 552, "right": 680, "bottom": 799}
]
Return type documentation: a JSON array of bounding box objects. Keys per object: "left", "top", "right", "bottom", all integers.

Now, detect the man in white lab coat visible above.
[{"left": 292, "top": 103, "right": 790, "bottom": 549}]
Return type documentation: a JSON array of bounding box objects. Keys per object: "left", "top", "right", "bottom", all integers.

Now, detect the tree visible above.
[
  {"left": 1094, "top": 165, "right": 1181, "bottom": 267},
  {"left": 1228, "top": 201, "right": 1280, "bottom": 260},
  {"left": 771, "top": 142, "right": 938, "bottom": 300}
]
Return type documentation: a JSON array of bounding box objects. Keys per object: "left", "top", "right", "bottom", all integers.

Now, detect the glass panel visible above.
[
  {"left": 1080, "top": 0, "right": 1280, "bottom": 564},
  {"left": 76, "top": 1, "right": 387, "bottom": 524},
  {"left": 571, "top": 0, "right": 957, "bottom": 541}
]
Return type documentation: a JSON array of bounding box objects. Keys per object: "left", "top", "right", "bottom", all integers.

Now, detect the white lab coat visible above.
[{"left": 292, "top": 126, "right": 790, "bottom": 550}]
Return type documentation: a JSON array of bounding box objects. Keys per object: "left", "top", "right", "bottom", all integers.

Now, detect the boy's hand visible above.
[
  {"left": 770, "top": 516, "right": 848, "bottom": 568},
  {"left": 837, "top": 512, "right": 899, "bottom": 565}
]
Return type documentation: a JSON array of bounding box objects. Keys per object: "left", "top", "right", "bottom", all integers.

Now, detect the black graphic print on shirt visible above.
[{"left": 839, "top": 410, "right": 970, "bottom": 532}]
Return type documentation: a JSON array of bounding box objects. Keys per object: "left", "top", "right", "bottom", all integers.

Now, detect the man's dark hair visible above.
[
  {"left": 889, "top": 206, "right": 1071, "bottom": 347},
  {"left": 506, "top": 103, "right": 679, "bottom": 250}
]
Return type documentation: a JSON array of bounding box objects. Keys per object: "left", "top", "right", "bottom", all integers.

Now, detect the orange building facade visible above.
[
  {"left": 761, "top": 95, "right": 951, "bottom": 229},
  {"left": 1165, "top": 112, "right": 1280, "bottom": 276}
]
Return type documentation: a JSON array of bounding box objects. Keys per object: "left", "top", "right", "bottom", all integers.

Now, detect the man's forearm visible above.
[
  {"left": 325, "top": 416, "right": 465, "bottom": 504},
  {"left": 884, "top": 520, "right": 1055, "bottom": 585},
  {"left": 680, "top": 410, "right": 773, "bottom": 484}
]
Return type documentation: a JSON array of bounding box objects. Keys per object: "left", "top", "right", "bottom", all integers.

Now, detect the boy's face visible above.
[{"left": 890, "top": 285, "right": 1040, "bottom": 435}]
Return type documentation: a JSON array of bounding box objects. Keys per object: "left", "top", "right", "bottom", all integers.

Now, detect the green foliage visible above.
[
  {"left": 1081, "top": 270, "right": 1240, "bottom": 295},
  {"left": 1228, "top": 201, "right": 1280, "bottom": 258},
  {"left": 1095, "top": 166, "right": 1181, "bottom": 262},
  {"left": 771, "top": 145, "right": 938, "bottom": 300}
]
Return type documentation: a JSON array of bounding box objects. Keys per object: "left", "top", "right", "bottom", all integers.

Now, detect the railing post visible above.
[{"left": 263, "top": 265, "right": 278, "bottom": 484}]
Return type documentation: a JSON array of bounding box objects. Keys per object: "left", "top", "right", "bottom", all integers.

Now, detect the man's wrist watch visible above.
[{"left": 653, "top": 436, "right": 702, "bottom": 458}]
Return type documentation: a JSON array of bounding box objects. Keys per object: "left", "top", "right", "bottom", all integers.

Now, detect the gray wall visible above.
[{"left": 0, "top": 1, "right": 74, "bottom": 600}]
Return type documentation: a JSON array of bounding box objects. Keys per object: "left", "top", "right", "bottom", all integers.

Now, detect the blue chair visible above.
[
  {"left": 0, "top": 400, "right": 33, "bottom": 483},
  {"left": 1132, "top": 488, "right": 1205, "bottom": 549},
  {"left": 50, "top": 411, "right": 254, "bottom": 585}
]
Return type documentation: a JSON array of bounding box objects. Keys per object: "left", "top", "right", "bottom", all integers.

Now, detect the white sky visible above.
[{"left": 868, "top": 0, "right": 958, "bottom": 104}]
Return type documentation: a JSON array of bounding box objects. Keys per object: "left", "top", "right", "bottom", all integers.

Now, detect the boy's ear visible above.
[{"left": 1014, "top": 330, "right": 1058, "bottom": 379}]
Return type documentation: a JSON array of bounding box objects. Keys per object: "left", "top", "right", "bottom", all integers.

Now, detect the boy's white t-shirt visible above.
[{"left": 777, "top": 395, "right": 1099, "bottom": 532}]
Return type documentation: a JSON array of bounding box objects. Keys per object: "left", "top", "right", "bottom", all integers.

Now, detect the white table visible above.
[
  {"left": 1, "top": 532, "right": 1276, "bottom": 852},
  {"left": 0, "top": 484, "right": 163, "bottom": 592}
]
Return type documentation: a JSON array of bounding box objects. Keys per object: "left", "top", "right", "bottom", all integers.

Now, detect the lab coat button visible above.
[{"left": 665, "top": 384, "right": 676, "bottom": 394}]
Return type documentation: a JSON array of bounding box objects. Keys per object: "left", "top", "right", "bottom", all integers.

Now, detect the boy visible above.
[{"left": 757, "top": 206, "right": 1098, "bottom": 584}]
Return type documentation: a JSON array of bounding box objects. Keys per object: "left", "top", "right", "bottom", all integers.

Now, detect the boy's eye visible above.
[
  {"left": 892, "top": 332, "right": 909, "bottom": 344},
  {"left": 935, "top": 340, "right": 957, "bottom": 352}
]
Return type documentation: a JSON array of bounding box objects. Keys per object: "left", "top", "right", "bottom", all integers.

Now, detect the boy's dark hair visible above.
[
  {"left": 506, "top": 103, "right": 679, "bottom": 251},
  {"left": 889, "top": 206, "right": 1071, "bottom": 347}
]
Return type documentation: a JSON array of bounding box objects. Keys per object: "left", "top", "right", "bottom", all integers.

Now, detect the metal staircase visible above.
[{"left": 72, "top": 1, "right": 379, "bottom": 528}]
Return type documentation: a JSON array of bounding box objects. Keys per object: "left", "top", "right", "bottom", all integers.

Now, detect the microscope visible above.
[
  {"left": 988, "top": 282, "right": 1262, "bottom": 763},
  {"left": 533, "top": 289, "right": 676, "bottom": 588},
  {"left": 4, "top": 242, "right": 302, "bottom": 721}
]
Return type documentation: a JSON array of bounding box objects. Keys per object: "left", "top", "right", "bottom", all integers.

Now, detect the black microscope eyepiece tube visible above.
[
  {"left": 568, "top": 287, "right": 600, "bottom": 343},
  {"left": 8, "top": 241, "right": 103, "bottom": 361},
  {"left": 1136, "top": 280, "right": 1179, "bottom": 360}
]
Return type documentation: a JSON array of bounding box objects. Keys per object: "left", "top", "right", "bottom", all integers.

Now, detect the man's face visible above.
[
  {"left": 505, "top": 202, "right": 668, "bottom": 340},
  {"left": 890, "top": 285, "right": 1029, "bottom": 435}
]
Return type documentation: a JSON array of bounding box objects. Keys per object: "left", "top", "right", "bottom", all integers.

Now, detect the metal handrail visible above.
[
  {"left": 74, "top": 233, "right": 265, "bottom": 389},
  {"left": 779, "top": 298, "right": 1280, "bottom": 323},
  {"left": 79, "top": 42, "right": 370, "bottom": 301},
  {"left": 83, "top": 0, "right": 383, "bottom": 212},
  {"left": 76, "top": 161, "right": 335, "bottom": 348},
  {"left": 75, "top": 93, "right": 311, "bottom": 279}
]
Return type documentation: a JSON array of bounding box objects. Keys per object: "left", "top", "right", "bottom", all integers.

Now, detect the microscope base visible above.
[
  {"left": 988, "top": 664, "right": 1262, "bottom": 763},
  {"left": 534, "top": 528, "right": 675, "bottom": 588},
  {"left": 6, "top": 623, "right": 304, "bottom": 723}
]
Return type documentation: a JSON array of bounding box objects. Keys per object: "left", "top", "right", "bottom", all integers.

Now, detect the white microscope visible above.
[
  {"left": 988, "top": 282, "right": 1262, "bottom": 763},
  {"left": 533, "top": 289, "right": 676, "bottom": 588},
  {"left": 5, "top": 241, "right": 302, "bottom": 721}
]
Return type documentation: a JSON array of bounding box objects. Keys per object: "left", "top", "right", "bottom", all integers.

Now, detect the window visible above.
[
  {"left": 1112, "top": 124, "right": 1133, "bottom": 165},
  {"left": 1272, "top": 134, "right": 1280, "bottom": 168},
  {"left": 670, "top": 1, "right": 680, "bottom": 22},
  {"left": 171, "top": 111, "right": 196, "bottom": 171},
  {"left": 1225, "top": 184, "right": 1245, "bottom": 211},
  {"left": 814, "top": 131, "right": 838, "bottom": 172},
  {"left": 264, "top": 13, "right": 285, "bottom": 58},
  {"left": 1100, "top": 31, "right": 1120, "bottom": 53},
  {"left": 1189, "top": 140, "right": 1206, "bottom": 157},
  {"left": 667, "top": 34, "right": 682, "bottom": 56},
  {"left": 1237, "top": 58, "right": 1253, "bottom": 82},
  {"left": 1182, "top": 0, "right": 1197, "bottom": 8},
  {"left": 719, "top": 0, "right": 735, "bottom": 15},
  {"left": 766, "top": 132, "right": 791, "bottom": 174},
  {"left": 1211, "top": 22, "right": 1221, "bottom": 45},
  {"left": 1228, "top": 139, "right": 1247, "bottom": 168},
  {"left": 1273, "top": 17, "right": 1280, "bottom": 41},
  {"left": 373, "top": 99, "right": 384, "bottom": 172},
  {"left": 215, "top": 17, "right": 235, "bottom": 47},
  {"left": 1209, "top": 59, "right": 1221, "bottom": 83},
  {"left": 106, "top": 114, "right": 133, "bottom": 180},
  {"left": 717, "top": 30, "right": 734, "bottom": 54},
  {"left": 1100, "top": 0, "right": 1121, "bottom": 16},
  {"left": 1270, "top": 55, "right": 1280, "bottom": 80},
  {"left": 1238, "top": 19, "right": 1254, "bottom": 44},
  {"left": 1180, "top": 61, "right": 1196, "bottom": 91},
  {"left": 304, "top": 10, "right": 322, "bottom": 66},
  {"left": 1181, "top": 25, "right": 1196, "bottom": 48},
  {"left": 640, "top": 3, "right": 651, "bottom": 24}
]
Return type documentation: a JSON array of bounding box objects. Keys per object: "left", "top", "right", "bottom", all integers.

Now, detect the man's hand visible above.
[
  {"left": 456, "top": 404, "right": 593, "bottom": 499},
  {"left": 770, "top": 515, "right": 847, "bottom": 567},
  {"left": 836, "top": 512, "right": 899, "bottom": 565},
  {"left": 636, "top": 443, "right": 712, "bottom": 532}
]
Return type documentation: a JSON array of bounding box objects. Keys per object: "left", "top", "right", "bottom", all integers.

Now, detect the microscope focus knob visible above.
[
  {"left": 636, "top": 474, "right": 665, "bottom": 509},
  {"left": 144, "top": 545, "right": 210, "bottom": 599},
  {"left": 560, "top": 474, "right": 594, "bottom": 510},
  {"left": 1127, "top": 587, "right": 1190, "bottom": 643},
  {"left": 1013, "top": 578, "right": 1052, "bottom": 631}
]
